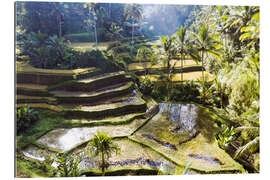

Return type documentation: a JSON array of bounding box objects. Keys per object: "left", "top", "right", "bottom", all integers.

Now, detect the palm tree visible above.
[
  {"left": 87, "top": 131, "right": 120, "bottom": 176},
  {"left": 49, "top": 2, "right": 69, "bottom": 38},
  {"left": 84, "top": 3, "right": 98, "bottom": 50},
  {"left": 193, "top": 23, "right": 220, "bottom": 98},
  {"left": 159, "top": 36, "right": 177, "bottom": 103},
  {"left": 124, "top": 4, "right": 143, "bottom": 53},
  {"left": 176, "top": 26, "right": 191, "bottom": 82},
  {"left": 136, "top": 46, "right": 154, "bottom": 76}
]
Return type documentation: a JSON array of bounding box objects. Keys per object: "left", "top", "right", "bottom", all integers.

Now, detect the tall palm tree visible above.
[
  {"left": 176, "top": 26, "right": 191, "bottom": 82},
  {"left": 87, "top": 131, "right": 120, "bottom": 176},
  {"left": 49, "top": 2, "right": 66, "bottom": 38},
  {"left": 84, "top": 3, "right": 98, "bottom": 50},
  {"left": 193, "top": 23, "right": 220, "bottom": 98},
  {"left": 159, "top": 36, "right": 177, "bottom": 103},
  {"left": 124, "top": 4, "right": 143, "bottom": 53}
]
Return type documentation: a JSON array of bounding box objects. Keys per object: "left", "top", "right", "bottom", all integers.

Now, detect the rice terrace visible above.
[{"left": 15, "top": 1, "right": 260, "bottom": 177}]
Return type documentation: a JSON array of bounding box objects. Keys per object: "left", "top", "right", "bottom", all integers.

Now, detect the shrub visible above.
[
  {"left": 19, "top": 32, "right": 77, "bottom": 69},
  {"left": 54, "top": 153, "right": 81, "bottom": 177},
  {"left": 76, "top": 49, "right": 119, "bottom": 72},
  {"left": 151, "top": 80, "right": 200, "bottom": 102},
  {"left": 16, "top": 105, "right": 39, "bottom": 134},
  {"left": 139, "top": 76, "right": 154, "bottom": 95}
]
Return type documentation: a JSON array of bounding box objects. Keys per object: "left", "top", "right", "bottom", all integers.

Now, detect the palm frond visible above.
[{"left": 234, "top": 136, "right": 259, "bottom": 159}]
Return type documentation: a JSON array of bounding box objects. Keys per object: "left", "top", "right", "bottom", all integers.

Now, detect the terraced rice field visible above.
[
  {"left": 140, "top": 71, "right": 214, "bottom": 82},
  {"left": 68, "top": 42, "right": 116, "bottom": 51},
  {"left": 128, "top": 59, "right": 198, "bottom": 71},
  {"left": 16, "top": 62, "right": 243, "bottom": 176}
]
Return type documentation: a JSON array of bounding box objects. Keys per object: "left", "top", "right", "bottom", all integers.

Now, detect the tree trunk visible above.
[
  {"left": 200, "top": 50, "right": 205, "bottom": 103},
  {"left": 131, "top": 19, "right": 134, "bottom": 55},
  {"left": 181, "top": 54, "right": 184, "bottom": 82},
  {"left": 101, "top": 150, "right": 105, "bottom": 176},
  {"left": 57, "top": 12, "right": 62, "bottom": 38},
  {"left": 109, "top": 3, "right": 111, "bottom": 18},
  {"left": 94, "top": 21, "right": 98, "bottom": 50}
]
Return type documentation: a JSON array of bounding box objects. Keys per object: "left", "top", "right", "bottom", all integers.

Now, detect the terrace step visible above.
[
  {"left": 16, "top": 103, "right": 63, "bottom": 112},
  {"left": 16, "top": 95, "right": 57, "bottom": 104},
  {"left": 61, "top": 95, "right": 146, "bottom": 119},
  {"left": 16, "top": 61, "right": 101, "bottom": 85},
  {"left": 68, "top": 112, "right": 146, "bottom": 127},
  {"left": 16, "top": 83, "right": 50, "bottom": 96},
  {"left": 133, "top": 66, "right": 204, "bottom": 76},
  {"left": 49, "top": 71, "right": 130, "bottom": 92},
  {"left": 51, "top": 82, "right": 134, "bottom": 103},
  {"left": 140, "top": 71, "right": 214, "bottom": 82}
]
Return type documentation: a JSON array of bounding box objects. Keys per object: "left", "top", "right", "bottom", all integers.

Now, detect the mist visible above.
[{"left": 141, "top": 4, "right": 194, "bottom": 37}]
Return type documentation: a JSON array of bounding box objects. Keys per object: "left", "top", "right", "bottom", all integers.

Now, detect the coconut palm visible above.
[
  {"left": 159, "top": 36, "right": 177, "bottom": 103},
  {"left": 87, "top": 131, "right": 120, "bottom": 176},
  {"left": 84, "top": 3, "right": 98, "bottom": 50},
  {"left": 176, "top": 26, "right": 193, "bottom": 82},
  {"left": 192, "top": 23, "right": 220, "bottom": 99},
  {"left": 124, "top": 4, "right": 143, "bottom": 50}
]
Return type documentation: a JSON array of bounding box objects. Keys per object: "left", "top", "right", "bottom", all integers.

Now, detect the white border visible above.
[{"left": 1, "top": 0, "right": 269, "bottom": 180}]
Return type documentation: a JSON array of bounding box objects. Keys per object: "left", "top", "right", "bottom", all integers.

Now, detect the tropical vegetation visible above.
[{"left": 15, "top": 2, "right": 260, "bottom": 177}]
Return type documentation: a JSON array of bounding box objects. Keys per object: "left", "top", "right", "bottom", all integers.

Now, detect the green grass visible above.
[{"left": 16, "top": 158, "right": 50, "bottom": 178}]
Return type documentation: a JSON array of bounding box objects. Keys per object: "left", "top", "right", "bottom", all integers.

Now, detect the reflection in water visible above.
[
  {"left": 159, "top": 103, "right": 200, "bottom": 143},
  {"left": 142, "top": 134, "right": 177, "bottom": 150},
  {"left": 109, "top": 157, "right": 174, "bottom": 169},
  {"left": 188, "top": 154, "right": 223, "bottom": 165},
  {"left": 159, "top": 103, "right": 198, "bottom": 133},
  {"left": 78, "top": 152, "right": 175, "bottom": 171}
]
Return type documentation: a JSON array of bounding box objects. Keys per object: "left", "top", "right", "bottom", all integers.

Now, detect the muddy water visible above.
[
  {"left": 76, "top": 138, "right": 176, "bottom": 173},
  {"left": 132, "top": 103, "right": 245, "bottom": 173}
]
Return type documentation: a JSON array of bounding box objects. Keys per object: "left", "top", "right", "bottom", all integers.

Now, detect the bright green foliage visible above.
[
  {"left": 191, "top": 23, "right": 220, "bottom": 100},
  {"left": 54, "top": 153, "right": 81, "bottom": 177},
  {"left": 17, "top": 104, "right": 39, "bottom": 134},
  {"left": 217, "top": 124, "right": 237, "bottom": 149},
  {"left": 87, "top": 131, "right": 120, "bottom": 175}
]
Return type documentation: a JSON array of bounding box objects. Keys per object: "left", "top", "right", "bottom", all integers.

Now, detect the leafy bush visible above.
[
  {"left": 54, "top": 153, "right": 81, "bottom": 177},
  {"left": 19, "top": 32, "right": 77, "bottom": 69},
  {"left": 16, "top": 105, "right": 39, "bottom": 134},
  {"left": 217, "top": 124, "right": 237, "bottom": 150},
  {"left": 75, "top": 49, "right": 119, "bottom": 72},
  {"left": 151, "top": 80, "right": 200, "bottom": 102},
  {"left": 139, "top": 76, "right": 154, "bottom": 95}
]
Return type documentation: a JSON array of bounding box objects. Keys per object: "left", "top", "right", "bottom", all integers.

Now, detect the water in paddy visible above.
[
  {"left": 23, "top": 102, "right": 244, "bottom": 174},
  {"left": 158, "top": 103, "right": 202, "bottom": 144},
  {"left": 132, "top": 102, "right": 245, "bottom": 173}
]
